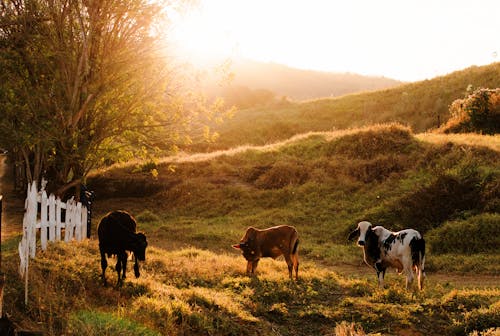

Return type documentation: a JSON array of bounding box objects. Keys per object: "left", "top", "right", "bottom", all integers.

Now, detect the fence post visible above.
[
  {"left": 64, "top": 199, "right": 73, "bottom": 242},
  {"left": 81, "top": 204, "right": 87, "bottom": 240},
  {"left": 40, "top": 190, "right": 48, "bottom": 251},
  {"left": 75, "top": 202, "right": 82, "bottom": 242},
  {"left": 48, "top": 194, "right": 56, "bottom": 242}
]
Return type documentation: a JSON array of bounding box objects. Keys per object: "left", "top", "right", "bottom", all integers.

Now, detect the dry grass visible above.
[
  {"left": 417, "top": 132, "right": 500, "bottom": 152},
  {"left": 3, "top": 238, "right": 500, "bottom": 335},
  {"left": 5, "top": 123, "right": 500, "bottom": 335}
]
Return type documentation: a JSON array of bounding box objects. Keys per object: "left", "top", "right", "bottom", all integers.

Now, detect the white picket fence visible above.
[{"left": 18, "top": 181, "right": 88, "bottom": 304}]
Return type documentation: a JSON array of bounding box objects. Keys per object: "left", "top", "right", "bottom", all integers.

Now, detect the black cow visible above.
[{"left": 98, "top": 210, "right": 148, "bottom": 286}]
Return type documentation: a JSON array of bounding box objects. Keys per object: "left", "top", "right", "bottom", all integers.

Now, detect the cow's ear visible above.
[{"left": 232, "top": 243, "right": 241, "bottom": 249}]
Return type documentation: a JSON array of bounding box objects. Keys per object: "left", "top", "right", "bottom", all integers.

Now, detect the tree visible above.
[{"left": 0, "top": 0, "right": 230, "bottom": 196}]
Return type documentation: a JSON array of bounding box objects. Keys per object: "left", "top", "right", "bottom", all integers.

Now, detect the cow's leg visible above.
[
  {"left": 418, "top": 266, "right": 426, "bottom": 290},
  {"left": 115, "top": 252, "right": 127, "bottom": 286},
  {"left": 377, "top": 270, "right": 385, "bottom": 288},
  {"left": 251, "top": 260, "right": 259, "bottom": 275},
  {"left": 115, "top": 257, "right": 122, "bottom": 286},
  {"left": 417, "top": 255, "right": 426, "bottom": 290},
  {"left": 100, "top": 249, "right": 108, "bottom": 286},
  {"left": 284, "top": 254, "right": 294, "bottom": 280},
  {"left": 134, "top": 254, "right": 140, "bottom": 278},
  {"left": 375, "top": 263, "right": 385, "bottom": 288},
  {"left": 292, "top": 253, "right": 299, "bottom": 280},
  {"left": 246, "top": 260, "right": 253, "bottom": 275},
  {"left": 121, "top": 252, "right": 128, "bottom": 280},
  {"left": 404, "top": 267, "right": 414, "bottom": 290}
]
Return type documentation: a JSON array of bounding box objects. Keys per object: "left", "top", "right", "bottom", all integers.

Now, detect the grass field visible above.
[
  {"left": 2, "top": 123, "right": 498, "bottom": 335},
  {"left": 188, "top": 63, "right": 500, "bottom": 153}
]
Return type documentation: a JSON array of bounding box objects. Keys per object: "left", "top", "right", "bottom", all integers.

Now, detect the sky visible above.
[{"left": 169, "top": 0, "right": 500, "bottom": 82}]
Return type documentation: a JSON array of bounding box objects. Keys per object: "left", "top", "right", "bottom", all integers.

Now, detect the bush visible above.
[
  {"left": 427, "top": 214, "right": 500, "bottom": 254},
  {"left": 459, "top": 307, "right": 500, "bottom": 336},
  {"left": 441, "top": 88, "right": 500, "bottom": 134},
  {"left": 370, "top": 167, "right": 484, "bottom": 233}
]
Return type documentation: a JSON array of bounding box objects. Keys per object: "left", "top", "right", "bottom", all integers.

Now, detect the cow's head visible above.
[
  {"left": 232, "top": 227, "right": 257, "bottom": 248},
  {"left": 232, "top": 227, "right": 258, "bottom": 259},
  {"left": 132, "top": 232, "right": 148, "bottom": 261},
  {"left": 348, "top": 221, "right": 373, "bottom": 246}
]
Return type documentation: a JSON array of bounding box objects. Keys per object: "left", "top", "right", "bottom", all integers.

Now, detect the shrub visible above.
[
  {"left": 459, "top": 307, "right": 500, "bottom": 336},
  {"left": 427, "top": 214, "right": 500, "bottom": 254},
  {"left": 441, "top": 88, "right": 500, "bottom": 134},
  {"left": 370, "top": 164, "right": 485, "bottom": 233}
]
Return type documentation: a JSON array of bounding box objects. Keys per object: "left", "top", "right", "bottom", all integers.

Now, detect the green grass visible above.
[
  {"left": 190, "top": 62, "right": 500, "bottom": 152},
  {"left": 3, "top": 124, "right": 499, "bottom": 335},
  {"left": 2, "top": 241, "right": 499, "bottom": 335}
]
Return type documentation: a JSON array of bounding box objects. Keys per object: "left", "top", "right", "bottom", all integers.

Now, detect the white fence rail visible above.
[{"left": 18, "top": 181, "right": 87, "bottom": 305}]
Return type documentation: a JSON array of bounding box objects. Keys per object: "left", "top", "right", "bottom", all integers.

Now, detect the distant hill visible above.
[
  {"left": 210, "top": 59, "right": 402, "bottom": 101},
  {"left": 194, "top": 62, "right": 500, "bottom": 152}
]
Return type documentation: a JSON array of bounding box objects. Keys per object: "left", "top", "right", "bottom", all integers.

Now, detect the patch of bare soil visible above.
[{"left": 334, "top": 263, "right": 500, "bottom": 289}]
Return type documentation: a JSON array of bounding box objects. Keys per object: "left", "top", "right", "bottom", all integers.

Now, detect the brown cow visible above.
[{"left": 232, "top": 225, "right": 299, "bottom": 280}]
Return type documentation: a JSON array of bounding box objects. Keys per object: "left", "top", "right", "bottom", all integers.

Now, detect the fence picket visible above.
[
  {"left": 48, "top": 194, "right": 56, "bottom": 242},
  {"left": 40, "top": 190, "right": 48, "bottom": 251}
]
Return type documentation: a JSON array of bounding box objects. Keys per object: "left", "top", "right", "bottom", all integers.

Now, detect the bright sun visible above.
[{"left": 169, "top": 2, "right": 240, "bottom": 66}]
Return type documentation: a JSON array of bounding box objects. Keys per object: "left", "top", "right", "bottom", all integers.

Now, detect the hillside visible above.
[
  {"left": 209, "top": 59, "right": 402, "bottom": 101},
  {"left": 193, "top": 62, "right": 500, "bottom": 152},
  {"left": 2, "top": 124, "right": 499, "bottom": 335},
  {"left": 87, "top": 124, "right": 499, "bottom": 263}
]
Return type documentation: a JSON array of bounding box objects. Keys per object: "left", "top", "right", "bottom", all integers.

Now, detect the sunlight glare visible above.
[
  {"left": 168, "top": 0, "right": 500, "bottom": 81},
  {"left": 170, "top": 2, "right": 239, "bottom": 66}
]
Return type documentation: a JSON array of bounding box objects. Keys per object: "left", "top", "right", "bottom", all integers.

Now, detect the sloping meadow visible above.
[
  {"left": 4, "top": 123, "right": 493, "bottom": 334},
  {"left": 89, "top": 124, "right": 499, "bottom": 266}
]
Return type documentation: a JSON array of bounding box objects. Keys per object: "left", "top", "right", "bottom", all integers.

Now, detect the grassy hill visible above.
[
  {"left": 193, "top": 62, "right": 500, "bottom": 152},
  {"left": 3, "top": 124, "right": 499, "bottom": 335}
]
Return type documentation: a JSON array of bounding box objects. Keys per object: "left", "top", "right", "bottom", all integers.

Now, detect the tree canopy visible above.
[{"left": 0, "top": 0, "right": 231, "bottom": 196}]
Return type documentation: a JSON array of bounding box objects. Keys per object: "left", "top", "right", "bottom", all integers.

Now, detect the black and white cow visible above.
[{"left": 348, "top": 221, "right": 426, "bottom": 290}]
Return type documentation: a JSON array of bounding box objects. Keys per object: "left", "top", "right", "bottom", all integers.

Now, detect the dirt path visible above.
[{"left": 333, "top": 263, "right": 499, "bottom": 289}]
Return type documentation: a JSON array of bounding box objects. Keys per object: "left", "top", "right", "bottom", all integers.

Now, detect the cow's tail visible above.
[
  {"left": 410, "top": 236, "right": 426, "bottom": 290},
  {"left": 290, "top": 229, "right": 299, "bottom": 280},
  {"left": 292, "top": 239, "right": 299, "bottom": 255},
  {"left": 289, "top": 229, "right": 299, "bottom": 254}
]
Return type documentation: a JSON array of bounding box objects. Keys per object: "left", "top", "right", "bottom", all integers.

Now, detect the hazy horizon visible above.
[{"left": 169, "top": 0, "right": 500, "bottom": 82}]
